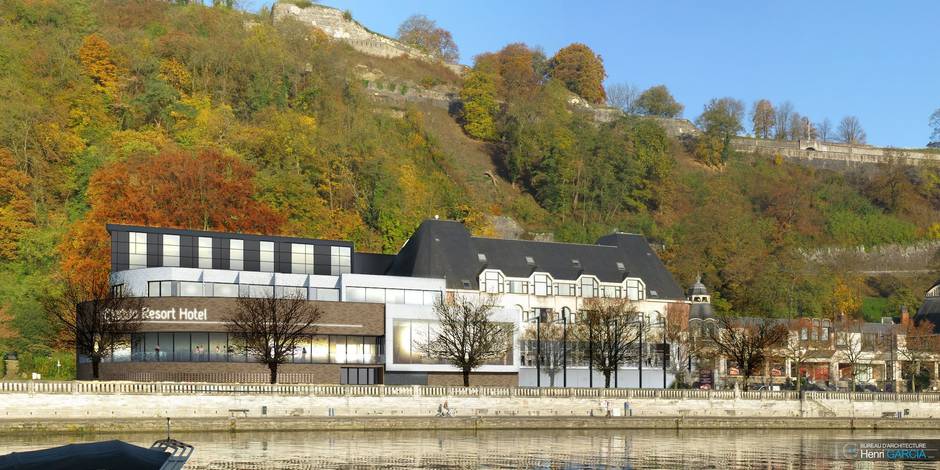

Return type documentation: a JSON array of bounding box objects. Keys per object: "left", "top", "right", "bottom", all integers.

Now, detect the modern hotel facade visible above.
[{"left": 79, "top": 220, "right": 688, "bottom": 386}]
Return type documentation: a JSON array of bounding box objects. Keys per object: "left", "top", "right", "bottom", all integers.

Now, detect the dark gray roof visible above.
[
  {"left": 388, "top": 219, "right": 684, "bottom": 300},
  {"left": 353, "top": 252, "right": 396, "bottom": 275},
  {"left": 688, "top": 278, "right": 709, "bottom": 296},
  {"left": 915, "top": 297, "right": 940, "bottom": 334}
]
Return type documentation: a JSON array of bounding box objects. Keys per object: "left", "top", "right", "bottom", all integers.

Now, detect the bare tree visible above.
[
  {"left": 781, "top": 318, "right": 827, "bottom": 393},
  {"left": 397, "top": 14, "right": 459, "bottom": 63},
  {"left": 575, "top": 298, "right": 646, "bottom": 388},
  {"left": 750, "top": 99, "right": 776, "bottom": 139},
  {"left": 774, "top": 101, "right": 794, "bottom": 140},
  {"left": 896, "top": 319, "right": 938, "bottom": 393},
  {"left": 606, "top": 83, "right": 639, "bottom": 114},
  {"left": 833, "top": 317, "right": 867, "bottom": 391},
  {"left": 522, "top": 313, "right": 566, "bottom": 386},
  {"left": 418, "top": 295, "right": 514, "bottom": 386},
  {"left": 659, "top": 303, "right": 703, "bottom": 387},
  {"left": 44, "top": 278, "right": 142, "bottom": 380},
  {"left": 226, "top": 292, "right": 322, "bottom": 384},
  {"left": 707, "top": 316, "right": 787, "bottom": 391},
  {"left": 816, "top": 118, "right": 832, "bottom": 142},
  {"left": 837, "top": 115, "right": 867, "bottom": 145}
]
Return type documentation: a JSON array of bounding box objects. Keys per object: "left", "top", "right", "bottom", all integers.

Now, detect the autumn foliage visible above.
[
  {"left": 79, "top": 33, "right": 122, "bottom": 94},
  {"left": 61, "top": 149, "right": 283, "bottom": 286},
  {"left": 548, "top": 43, "right": 607, "bottom": 104},
  {"left": 0, "top": 149, "right": 34, "bottom": 260}
]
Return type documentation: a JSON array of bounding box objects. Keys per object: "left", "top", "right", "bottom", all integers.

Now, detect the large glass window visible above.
[
  {"left": 212, "top": 283, "right": 237, "bottom": 298},
  {"left": 331, "top": 336, "right": 347, "bottom": 364},
  {"left": 580, "top": 277, "right": 597, "bottom": 298},
  {"left": 365, "top": 288, "right": 385, "bottom": 303},
  {"left": 483, "top": 271, "right": 504, "bottom": 294},
  {"left": 291, "top": 243, "right": 315, "bottom": 274},
  {"left": 276, "top": 286, "right": 307, "bottom": 299},
  {"left": 190, "top": 332, "right": 208, "bottom": 362},
  {"left": 310, "top": 288, "right": 339, "bottom": 301},
  {"left": 555, "top": 282, "right": 576, "bottom": 296},
  {"left": 163, "top": 234, "right": 180, "bottom": 267},
  {"left": 229, "top": 239, "right": 243, "bottom": 271},
  {"left": 173, "top": 333, "right": 190, "bottom": 361},
  {"left": 404, "top": 290, "right": 423, "bottom": 305},
  {"left": 346, "top": 287, "right": 366, "bottom": 302},
  {"left": 128, "top": 232, "right": 147, "bottom": 269},
  {"left": 601, "top": 285, "right": 621, "bottom": 298},
  {"left": 259, "top": 241, "right": 274, "bottom": 272},
  {"left": 533, "top": 274, "right": 550, "bottom": 296},
  {"left": 311, "top": 335, "right": 329, "bottom": 363},
  {"left": 179, "top": 282, "right": 204, "bottom": 297},
  {"left": 508, "top": 280, "right": 528, "bottom": 294},
  {"left": 386, "top": 289, "right": 405, "bottom": 304},
  {"left": 626, "top": 279, "right": 642, "bottom": 300},
  {"left": 239, "top": 284, "right": 273, "bottom": 298},
  {"left": 158, "top": 333, "right": 173, "bottom": 361},
  {"left": 346, "top": 336, "right": 363, "bottom": 364},
  {"left": 423, "top": 291, "right": 442, "bottom": 306},
  {"left": 209, "top": 333, "right": 227, "bottom": 362},
  {"left": 198, "top": 237, "right": 212, "bottom": 269},
  {"left": 331, "top": 246, "right": 352, "bottom": 275}
]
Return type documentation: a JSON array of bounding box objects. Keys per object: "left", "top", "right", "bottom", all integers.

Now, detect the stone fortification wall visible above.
[
  {"left": 803, "top": 242, "right": 940, "bottom": 275},
  {"left": 730, "top": 137, "right": 940, "bottom": 168},
  {"left": 273, "top": 3, "right": 464, "bottom": 75}
]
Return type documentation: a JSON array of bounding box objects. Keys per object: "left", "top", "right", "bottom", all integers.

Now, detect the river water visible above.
[{"left": 2, "top": 428, "right": 939, "bottom": 469}]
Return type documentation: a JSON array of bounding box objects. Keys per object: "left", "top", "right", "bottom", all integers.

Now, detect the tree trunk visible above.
[
  {"left": 91, "top": 357, "right": 101, "bottom": 380},
  {"left": 268, "top": 362, "right": 278, "bottom": 384},
  {"left": 604, "top": 371, "right": 611, "bottom": 388},
  {"left": 462, "top": 368, "right": 470, "bottom": 387}
]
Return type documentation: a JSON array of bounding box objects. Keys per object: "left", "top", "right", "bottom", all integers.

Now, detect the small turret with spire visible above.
[{"left": 687, "top": 274, "right": 713, "bottom": 319}]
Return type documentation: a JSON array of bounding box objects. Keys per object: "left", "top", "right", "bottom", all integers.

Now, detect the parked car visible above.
[{"left": 854, "top": 383, "right": 879, "bottom": 393}]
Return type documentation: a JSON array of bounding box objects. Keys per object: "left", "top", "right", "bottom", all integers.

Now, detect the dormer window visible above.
[
  {"left": 572, "top": 259, "right": 581, "bottom": 269},
  {"left": 525, "top": 256, "right": 535, "bottom": 266},
  {"left": 482, "top": 271, "right": 504, "bottom": 294},
  {"left": 533, "top": 273, "right": 550, "bottom": 296},
  {"left": 478, "top": 253, "right": 487, "bottom": 263},
  {"left": 580, "top": 277, "right": 597, "bottom": 298},
  {"left": 616, "top": 262, "right": 625, "bottom": 272},
  {"left": 461, "top": 280, "right": 472, "bottom": 289}
]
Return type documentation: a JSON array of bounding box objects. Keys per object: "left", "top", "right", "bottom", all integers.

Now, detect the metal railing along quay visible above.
[{"left": 1, "top": 381, "right": 938, "bottom": 402}]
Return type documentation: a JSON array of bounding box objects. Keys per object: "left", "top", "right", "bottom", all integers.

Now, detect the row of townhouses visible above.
[{"left": 82, "top": 219, "right": 940, "bottom": 390}]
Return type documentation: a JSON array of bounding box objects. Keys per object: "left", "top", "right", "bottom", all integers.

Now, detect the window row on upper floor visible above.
[
  {"left": 478, "top": 270, "right": 645, "bottom": 300},
  {"left": 116, "top": 231, "right": 351, "bottom": 276},
  {"left": 141, "top": 280, "right": 441, "bottom": 306}
]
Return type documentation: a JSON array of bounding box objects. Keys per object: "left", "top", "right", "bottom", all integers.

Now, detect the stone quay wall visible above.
[{"left": 2, "top": 382, "right": 939, "bottom": 424}]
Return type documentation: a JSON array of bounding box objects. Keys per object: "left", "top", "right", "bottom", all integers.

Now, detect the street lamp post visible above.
[
  {"left": 638, "top": 318, "right": 643, "bottom": 389},
  {"left": 562, "top": 309, "right": 567, "bottom": 388},
  {"left": 536, "top": 311, "right": 541, "bottom": 388},
  {"left": 589, "top": 325, "right": 594, "bottom": 388}
]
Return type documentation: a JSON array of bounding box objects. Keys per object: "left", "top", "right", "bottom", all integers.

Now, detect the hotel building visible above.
[{"left": 79, "top": 219, "right": 688, "bottom": 386}]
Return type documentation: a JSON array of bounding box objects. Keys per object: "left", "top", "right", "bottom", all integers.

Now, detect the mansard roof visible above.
[{"left": 386, "top": 219, "right": 684, "bottom": 299}]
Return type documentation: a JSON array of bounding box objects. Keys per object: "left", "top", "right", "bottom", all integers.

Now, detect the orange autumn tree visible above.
[
  {"left": 78, "top": 33, "right": 122, "bottom": 95},
  {"left": 61, "top": 148, "right": 284, "bottom": 287},
  {"left": 0, "top": 149, "right": 34, "bottom": 260}
]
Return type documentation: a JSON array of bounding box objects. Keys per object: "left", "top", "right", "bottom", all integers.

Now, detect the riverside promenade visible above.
[{"left": 1, "top": 381, "right": 939, "bottom": 433}]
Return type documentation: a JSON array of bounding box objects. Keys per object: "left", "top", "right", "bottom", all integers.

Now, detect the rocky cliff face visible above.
[{"left": 273, "top": 2, "right": 465, "bottom": 75}]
